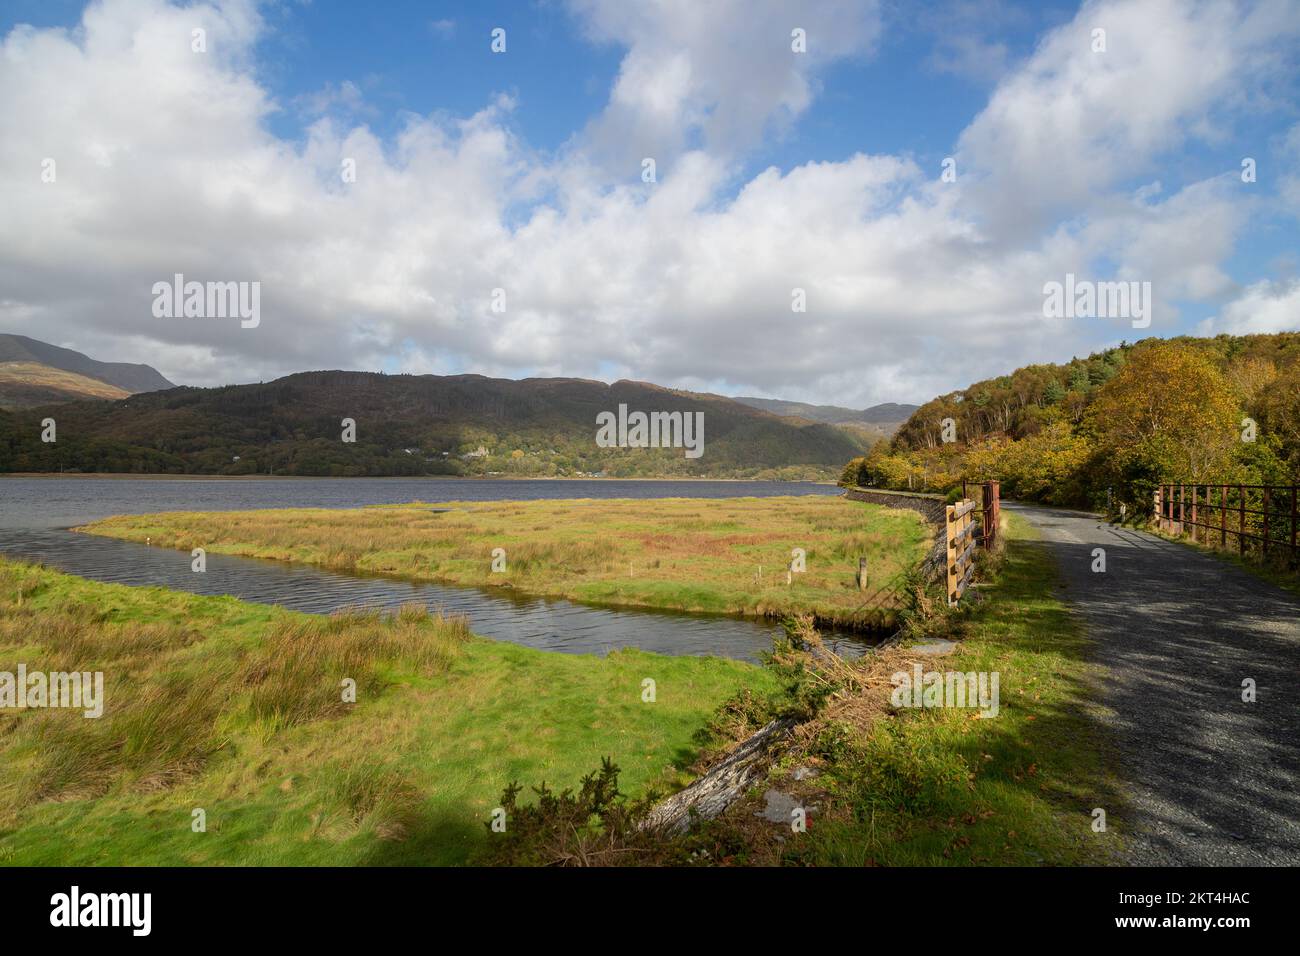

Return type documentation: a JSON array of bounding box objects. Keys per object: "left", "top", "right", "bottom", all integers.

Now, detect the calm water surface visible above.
[{"left": 0, "top": 477, "right": 865, "bottom": 662}]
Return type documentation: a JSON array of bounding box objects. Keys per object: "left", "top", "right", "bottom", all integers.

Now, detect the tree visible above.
[
  {"left": 839, "top": 456, "right": 867, "bottom": 486},
  {"left": 1254, "top": 362, "right": 1300, "bottom": 472},
  {"left": 1084, "top": 341, "right": 1239, "bottom": 485}
]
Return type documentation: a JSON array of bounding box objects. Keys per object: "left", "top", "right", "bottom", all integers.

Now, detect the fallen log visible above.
[{"left": 639, "top": 717, "right": 794, "bottom": 835}]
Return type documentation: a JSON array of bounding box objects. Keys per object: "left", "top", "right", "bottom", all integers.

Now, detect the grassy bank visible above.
[
  {"left": 81, "top": 496, "right": 930, "bottom": 628},
  {"left": 0, "top": 558, "right": 774, "bottom": 865},
  {"left": 659, "top": 512, "right": 1127, "bottom": 865}
]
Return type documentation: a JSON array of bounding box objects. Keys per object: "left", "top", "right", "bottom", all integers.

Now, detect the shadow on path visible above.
[{"left": 1006, "top": 503, "right": 1300, "bottom": 865}]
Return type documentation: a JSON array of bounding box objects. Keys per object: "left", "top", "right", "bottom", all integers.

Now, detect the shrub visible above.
[{"left": 481, "top": 758, "right": 659, "bottom": 866}]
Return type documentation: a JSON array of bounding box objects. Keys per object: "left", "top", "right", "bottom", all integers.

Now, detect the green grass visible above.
[
  {"left": 81, "top": 496, "right": 930, "bottom": 628},
  {"left": 709, "top": 512, "right": 1128, "bottom": 866},
  {"left": 0, "top": 558, "right": 775, "bottom": 866},
  {"left": 3, "top": 504, "right": 1121, "bottom": 867}
]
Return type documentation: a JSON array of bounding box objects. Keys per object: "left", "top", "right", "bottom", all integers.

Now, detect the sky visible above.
[{"left": 1, "top": 0, "right": 1298, "bottom": 407}]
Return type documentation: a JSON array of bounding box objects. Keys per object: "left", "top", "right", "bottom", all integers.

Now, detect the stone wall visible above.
[{"left": 841, "top": 486, "right": 947, "bottom": 524}]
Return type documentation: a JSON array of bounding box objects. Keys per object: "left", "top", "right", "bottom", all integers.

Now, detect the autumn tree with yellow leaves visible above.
[
  {"left": 1083, "top": 341, "right": 1240, "bottom": 485},
  {"left": 848, "top": 333, "right": 1300, "bottom": 510}
]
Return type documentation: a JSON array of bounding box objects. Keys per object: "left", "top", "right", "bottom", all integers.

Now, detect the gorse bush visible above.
[
  {"left": 482, "top": 758, "right": 660, "bottom": 866},
  {"left": 851, "top": 720, "right": 973, "bottom": 816},
  {"left": 762, "top": 615, "right": 842, "bottom": 721}
]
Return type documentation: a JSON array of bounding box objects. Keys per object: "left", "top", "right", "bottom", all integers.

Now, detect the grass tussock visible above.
[
  {"left": 323, "top": 759, "right": 426, "bottom": 842},
  {"left": 241, "top": 605, "right": 468, "bottom": 731}
]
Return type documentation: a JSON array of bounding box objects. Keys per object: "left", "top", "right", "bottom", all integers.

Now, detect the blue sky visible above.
[
  {"left": 270, "top": 2, "right": 1077, "bottom": 199},
  {"left": 1, "top": 0, "right": 1298, "bottom": 405},
  {"left": 0, "top": 1, "right": 1066, "bottom": 168}
]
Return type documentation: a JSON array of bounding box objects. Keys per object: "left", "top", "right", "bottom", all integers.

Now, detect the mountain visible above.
[
  {"left": 0, "top": 362, "right": 131, "bottom": 408},
  {"left": 0, "top": 334, "right": 174, "bottom": 408},
  {"left": 732, "top": 396, "right": 918, "bottom": 428},
  {"left": 0, "top": 371, "right": 873, "bottom": 478}
]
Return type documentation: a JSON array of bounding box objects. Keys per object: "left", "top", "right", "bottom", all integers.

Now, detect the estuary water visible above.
[{"left": 0, "top": 477, "right": 867, "bottom": 662}]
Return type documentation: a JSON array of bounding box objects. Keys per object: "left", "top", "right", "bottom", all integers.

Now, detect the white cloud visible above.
[
  {"left": 296, "top": 79, "right": 375, "bottom": 120},
  {"left": 0, "top": 0, "right": 1294, "bottom": 409},
  {"left": 569, "top": 0, "right": 882, "bottom": 171},
  {"left": 956, "top": 0, "right": 1300, "bottom": 237},
  {"left": 1200, "top": 278, "right": 1300, "bottom": 335}
]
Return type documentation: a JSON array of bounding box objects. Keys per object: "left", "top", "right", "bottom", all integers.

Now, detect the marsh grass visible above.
[
  {"left": 0, "top": 565, "right": 469, "bottom": 824},
  {"left": 0, "top": 557, "right": 772, "bottom": 865},
  {"left": 82, "top": 496, "right": 930, "bottom": 628},
  {"left": 240, "top": 605, "right": 467, "bottom": 731}
]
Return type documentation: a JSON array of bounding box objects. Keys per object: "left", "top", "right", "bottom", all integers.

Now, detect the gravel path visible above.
[{"left": 1005, "top": 503, "right": 1300, "bottom": 865}]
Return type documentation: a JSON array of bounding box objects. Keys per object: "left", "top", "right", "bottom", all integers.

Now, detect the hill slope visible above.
[
  {"left": 733, "top": 395, "right": 918, "bottom": 427},
  {"left": 0, "top": 362, "right": 132, "bottom": 408},
  {"left": 0, "top": 371, "right": 871, "bottom": 478},
  {"left": 843, "top": 332, "right": 1300, "bottom": 508},
  {"left": 0, "top": 334, "right": 174, "bottom": 396}
]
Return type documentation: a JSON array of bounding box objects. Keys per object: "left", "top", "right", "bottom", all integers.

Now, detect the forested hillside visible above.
[
  {"left": 841, "top": 333, "right": 1300, "bottom": 508},
  {"left": 0, "top": 371, "right": 870, "bottom": 478}
]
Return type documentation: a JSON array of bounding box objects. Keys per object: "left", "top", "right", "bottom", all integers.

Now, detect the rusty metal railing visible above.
[
  {"left": 1153, "top": 483, "right": 1299, "bottom": 561},
  {"left": 961, "top": 479, "right": 1001, "bottom": 551}
]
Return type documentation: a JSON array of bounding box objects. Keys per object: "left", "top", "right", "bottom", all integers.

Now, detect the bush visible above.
[{"left": 481, "top": 758, "right": 659, "bottom": 866}]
